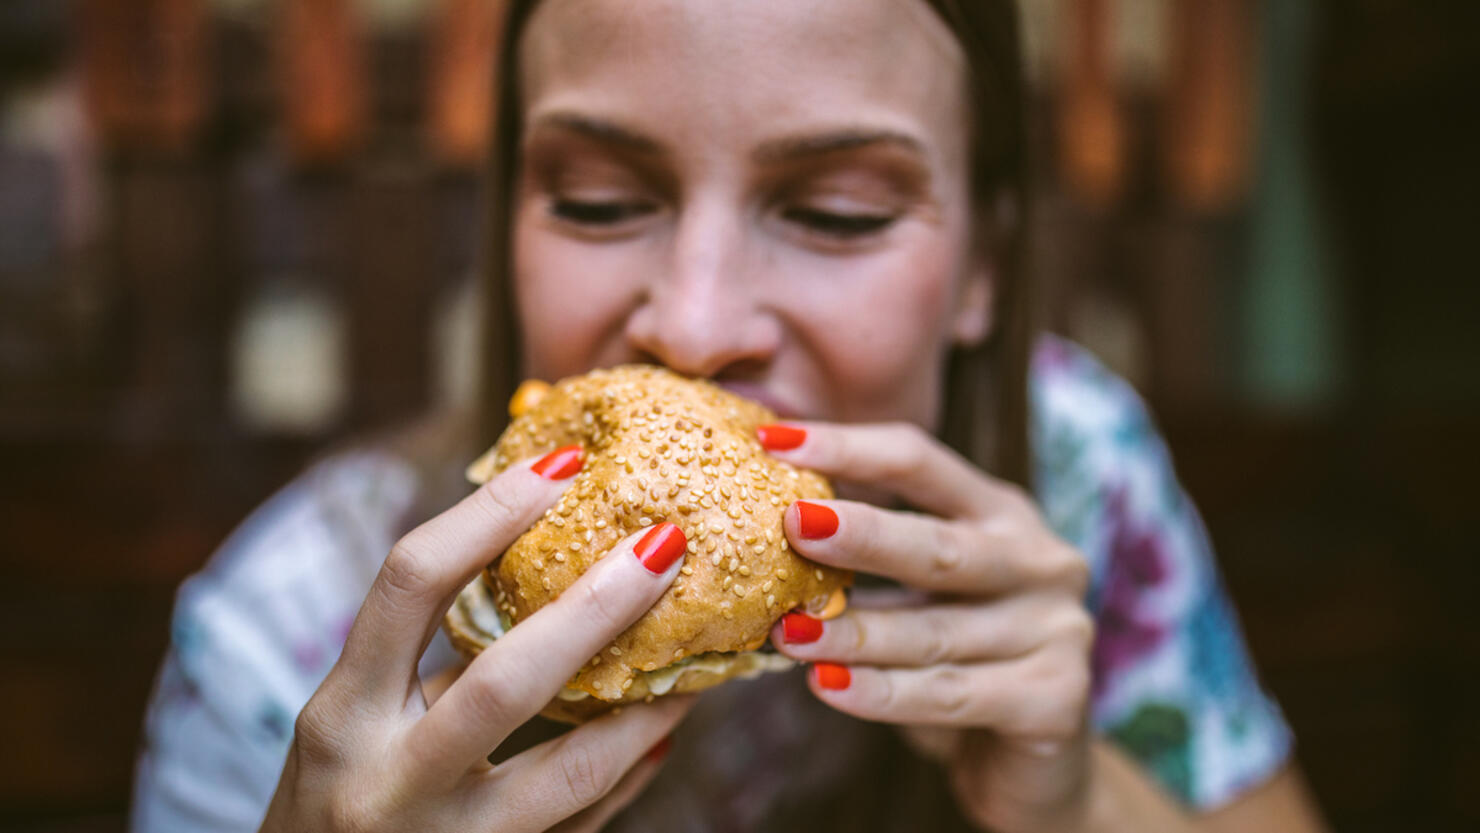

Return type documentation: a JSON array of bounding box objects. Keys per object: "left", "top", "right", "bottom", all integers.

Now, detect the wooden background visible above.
[{"left": 2, "top": 1, "right": 1477, "bottom": 831}]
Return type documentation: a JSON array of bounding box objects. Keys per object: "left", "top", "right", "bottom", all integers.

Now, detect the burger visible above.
[{"left": 443, "top": 365, "right": 851, "bottom": 723}]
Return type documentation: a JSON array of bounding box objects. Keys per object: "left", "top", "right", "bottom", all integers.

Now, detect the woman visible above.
[{"left": 133, "top": 1, "right": 1329, "bottom": 830}]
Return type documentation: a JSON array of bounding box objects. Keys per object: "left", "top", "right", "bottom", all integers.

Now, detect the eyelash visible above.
[
  {"left": 549, "top": 198, "right": 897, "bottom": 240},
  {"left": 780, "top": 207, "right": 896, "bottom": 238}
]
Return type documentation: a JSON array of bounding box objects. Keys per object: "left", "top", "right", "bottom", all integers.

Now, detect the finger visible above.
[
  {"left": 772, "top": 594, "right": 1081, "bottom": 666},
  {"left": 475, "top": 695, "right": 692, "bottom": 833},
  {"left": 549, "top": 750, "right": 667, "bottom": 833},
  {"left": 806, "top": 648, "right": 1090, "bottom": 737},
  {"left": 336, "top": 447, "right": 585, "bottom": 700},
  {"left": 759, "top": 421, "right": 1027, "bottom": 520},
  {"left": 408, "top": 523, "right": 689, "bottom": 781},
  {"left": 785, "top": 499, "right": 1069, "bottom": 594}
]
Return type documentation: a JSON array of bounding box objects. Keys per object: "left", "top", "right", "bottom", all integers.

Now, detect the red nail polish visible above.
[
  {"left": 812, "top": 662, "right": 851, "bottom": 690},
  {"left": 634, "top": 523, "right": 686, "bottom": 574},
  {"left": 531, "top": 445, "right": 583, "bottom": 480},
  {"left": 794, "top": 501, "right": 838, "bottom": 539},
  {"left": 644, "top": 736, "right": 672, "bottom": 763},
  {"left": 757, "top": 424, "right": 806, "bottom": 451},
  {"left": 781, "top": 611, "right": 823, "bottom": 644}
]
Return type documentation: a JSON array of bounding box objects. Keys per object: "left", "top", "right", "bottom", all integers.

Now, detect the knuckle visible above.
[
  {"left": 1059, "top": 606, "right": 1096, "bottom": 650},
  {"left": 460, "top": 663, "right": 523, "bottom": 730},
  {"left": 1020, "top": 655, "right": 1089, "bottom": 740},
  {"left": 469, "top": 480, "right": 525, "bottom": 532},
  {"left": 926, "top": 524, "right": 966, "bottom": 582},
  {"left": 918, "top": 611, "right": 952, "bottom": 665},
  {"left": 927, "top": 667, "right": 972, "bottom": 720},
  {"left": 381, "top": 537, "right": 444, "bottom": 603},
  {"left": 558, "top": 741, "right": 616, "bottom": 807},
  {"left": 326, "top": 793, "right": 384, "bottom": 833},
  {"left": 292, "top": 696, "right": 347, "bottom": 765}
]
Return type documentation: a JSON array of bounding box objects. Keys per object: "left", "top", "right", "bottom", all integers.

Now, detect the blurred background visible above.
[{"left": 1, "top": 0, "right": 1476, "bottom": 830}]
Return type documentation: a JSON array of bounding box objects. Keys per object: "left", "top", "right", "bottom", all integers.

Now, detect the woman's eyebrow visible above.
[
  {"left": 751, "top": 129, "right": 928, "bottom": 164},
  {"left": 526, "top": 111, "right": 667, "bottom": 155}
]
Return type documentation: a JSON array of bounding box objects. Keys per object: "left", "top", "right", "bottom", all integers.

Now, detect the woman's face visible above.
[{"left": 512, "top": 0, "right": 992, "bottom": 430}]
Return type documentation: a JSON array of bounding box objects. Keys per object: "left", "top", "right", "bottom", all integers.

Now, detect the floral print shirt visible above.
[{"left": 130, "top": 336, "right": 1291, "bottom": 831}]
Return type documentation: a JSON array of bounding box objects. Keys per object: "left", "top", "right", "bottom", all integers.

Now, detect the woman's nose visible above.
[{"left": 624, "top": 204, "right": 779, "bottom": 378}]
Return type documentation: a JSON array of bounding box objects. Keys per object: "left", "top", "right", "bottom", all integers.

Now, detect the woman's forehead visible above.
[{"left": 518, "top": 0, "right": 969, "bottom": 167}]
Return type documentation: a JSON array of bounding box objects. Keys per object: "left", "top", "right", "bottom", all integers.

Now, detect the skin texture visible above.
[{"left": 263, "top": 0, "right": 1330, "bottom": 830}]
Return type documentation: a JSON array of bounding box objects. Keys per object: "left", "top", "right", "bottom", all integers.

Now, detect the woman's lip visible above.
[{"left": 717, "top": 381, "right": 804, "bottom": 420}]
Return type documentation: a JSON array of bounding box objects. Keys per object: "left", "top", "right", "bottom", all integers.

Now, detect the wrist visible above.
[{"left": 1073, "top": 738, "right": 1198, "bottom": 833}]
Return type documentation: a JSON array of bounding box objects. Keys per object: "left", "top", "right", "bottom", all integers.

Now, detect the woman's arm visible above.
[{"left": 1081, "top": 742, "right": 1329, "bottom": 833}]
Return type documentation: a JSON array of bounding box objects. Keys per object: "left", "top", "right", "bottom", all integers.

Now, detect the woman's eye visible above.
[
  {"left": 549, "top": 198, "right": 654, "bottom": 225},
  {"left": 783, "top": 207, "right": 896, "bottom": 238}
]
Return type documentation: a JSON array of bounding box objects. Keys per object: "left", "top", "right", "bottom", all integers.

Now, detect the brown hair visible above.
[{"left": 477, "top": 0, "right": 1034, "bottom": 490}]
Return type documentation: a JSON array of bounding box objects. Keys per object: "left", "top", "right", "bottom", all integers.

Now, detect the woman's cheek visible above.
[
  {"left": 783, "top": 241, "right": 956, "bottom": 423},
  {"left": 513, "top": 216, "right": 647, "bottom": 378}
]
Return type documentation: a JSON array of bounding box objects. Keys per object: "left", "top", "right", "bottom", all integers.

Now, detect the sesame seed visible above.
[
  {"left": 723, "top": 575, "right": 733, "bottom": 589},
  {"left": 680, "top": 565, "right": 694, "bottom": 575},
  {"left": 686, "top": 540, "right": 698, "bottom": 553},
  {"left": 711, "top": 553, "right": 723, "bottom": 566},
  {"left": 533, "top": 559, "right": 545, "bottom": 569},
  {"left": 728, "top": 557, "right": 740, "bottom": 571},
  {"left": 766, "top": 594, "right": 776, "bottom": 607},
  {"left": 762, "top": 580, "right": 774, "bottom": 592},
  {"left": 816, "top": 569, "right": 825, "bottom": 580},
  {"left": 776, "top": 569, "right": 789, "bottom": 580},
  {"left": 592, "top": 656, "right": 601, "bottom": 666},
  {"left": 552, "top": 517, "right": 565, "bottom": 527},
  {"left": 542, "top": 577, "right": 553, "bottom": 589},
  {"left": 595, "top": 519, "right": 608, "bottom": 529},
  {"left": 622, "top": 679, "right": 633, "bottom": 690},
  {"left": 553, "top": 551, "right": 566, "bottom": 562},
  {"left": 744, "top": 535, "right": 758, "bottom": 545},
  {"left": 733, "top": 585, "right": 747, "bottom": 598},
  {"left": 752, "top": 544, "right": 766, "bottom": 555},
  {"left": 610, "top": 646, "right": 622, "bottom": 656},
  {"left": 639, "top": 517, "right": 654, "bottom": 527}
]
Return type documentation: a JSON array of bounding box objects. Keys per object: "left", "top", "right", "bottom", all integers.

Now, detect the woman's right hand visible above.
[{"left": 258, "top": 448, "right": 693, "bottom": 833}]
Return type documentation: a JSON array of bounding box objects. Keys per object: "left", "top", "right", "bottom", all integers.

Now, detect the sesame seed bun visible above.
[{"left": 442, "top": 365, "right": 850, "bottom": 722}]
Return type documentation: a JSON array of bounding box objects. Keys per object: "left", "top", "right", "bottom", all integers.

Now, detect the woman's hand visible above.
[
  {"left": 259, "top": 449, "right": 693, "bottom": 833},
  {"left": 761, "top": 422, "right": 1096, "bottom": 833}
]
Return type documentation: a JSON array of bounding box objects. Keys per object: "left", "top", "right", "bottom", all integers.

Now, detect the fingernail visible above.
[
  {"left": 794, "top": 500, "right": 838, "bottom": 539},
  {"left": 634, "top": 523, "right": 686, "bottom": 574},
  {"left": 781, "top": 611, "right": 823, "bottom": 644},
  {"left": 531, "top": 445, "right": 583, "bottom": 480},
  {"left": 757, "top": 424, "right": 806, "bottom": 451},
  {"left": 644, "top": 735, "right": 672, "bottom": 763},
  {"left": 812, "top": 662, "right": 851, "bottom": 690}
]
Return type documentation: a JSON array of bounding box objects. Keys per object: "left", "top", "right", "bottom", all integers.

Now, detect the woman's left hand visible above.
[{"left": 761, "top": 421, "right": 1096, "bottom": 833}]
